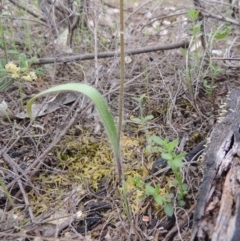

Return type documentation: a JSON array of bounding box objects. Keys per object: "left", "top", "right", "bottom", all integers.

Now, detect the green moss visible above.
[{"left": 29, "top": 130, "right": 172, "bottom": 216}]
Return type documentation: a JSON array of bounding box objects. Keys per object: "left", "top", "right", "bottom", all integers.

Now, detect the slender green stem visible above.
[
  {"left": 0, "top": 25, "right": 8, "bottom": 62},
  {"left": 19, "top": 83, "right": 24, "bottom": 110},
  {"left": 0, "top": 177, "right": 15, "bottom": 207},
  {"left": 139, "top": 101, "right": 150, "bottom": 146}
]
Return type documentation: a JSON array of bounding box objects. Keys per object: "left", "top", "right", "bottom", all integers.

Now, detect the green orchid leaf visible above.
[{"left": 26, "top": 83, "right": 119, "bottom": 163}]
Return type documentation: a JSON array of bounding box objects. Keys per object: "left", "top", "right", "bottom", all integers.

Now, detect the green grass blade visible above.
[
  {"left": 0, "top": 177, "right": 15, "bottom": 207},
  {"left": 0, "top": 79, "right": 14, "bottom": 91}
]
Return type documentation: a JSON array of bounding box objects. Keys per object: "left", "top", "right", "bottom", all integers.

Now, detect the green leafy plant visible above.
[
  {"left": 213, "top": 24, "right": 231, "bottom": 40},
  {"left": 149, "top": 136, "right": 187, "bottom": 204},
  {"left": 131, "top": 94, "right": 154, "bottom": 150},
  {"left": 203, "top": 23, "right": 231, "bottom": 96},
  {"left": 131, "top": 95, "right": 187, "bottom": 215},
  {"left": 187, "top": 9, "right": 200, "bottom": 22},
  {"left": 181, "top": 9, "right": 201, "bottom": 99},
  {"left": 203, "top": 63, "right": 221, "bottom": 97},
  {"left": 132, "top": 177, "right": 174, "bottom": 216},
  {"left": 145, "top": 183, "right": 174, "bottom": 216},
  {"left": 131, "top": 94, "right": 154, "bottom": 126},
  {"left": 182, "top": 10, "right": 230, "bottom": 100}
]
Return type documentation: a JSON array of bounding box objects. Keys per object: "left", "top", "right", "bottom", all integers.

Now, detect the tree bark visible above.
[{"left": 191, "top": 89, "right": 240, "bottom": 241}]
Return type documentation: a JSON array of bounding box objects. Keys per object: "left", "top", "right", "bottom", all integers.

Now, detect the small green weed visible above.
[
  {"left": 132, "top": 176, "right": 174, "bottom": 216},
  {"left": 181, "top": 9, "right": 202, "bottom": 99},
  {"left": 182, "top": 9, "right": 230, "bottom": 99},
  {"left": 131, "top": 94, "right": 154, "bottom": 149},
  {"left": 202, "top": 63, "right": 220, "bottom": 97},
  {"left": 148, "top": 136, "right": 187, "bottom": 204},
  {"left": 131, "top": 94, "right": 187, "bottom": 216},
  {"left": 204, "top": 23, "right": 231, "bottom": 97}
]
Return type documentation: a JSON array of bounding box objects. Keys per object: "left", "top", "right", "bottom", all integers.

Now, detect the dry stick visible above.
[
  {"left": 4, "top": 154, "right": 35, "bottom": 222},
  {"left": 31, "top": 40, "right": 190, "bottom": 65},
  {"left": 3, "top": 153, "right": 35, "bottom": 190},
  {"left": 212, "top": 57, "right": 240, "bottom": 61},
  {"left": 0, "top": 15, "right": 48, "bottom": 26},
  {"left": 193, "top": 0, "right": 207, "bottom": 49},
  {"left": 202, "top": 11, "right": 240, "bottom": 26},
  {"left": 117, "top": 0, "right": 125, "bottom": 180},
  {"left": 0, "top": 232, "right": 78, "bottom": 241},
  {"left": 5, "top": 96, "right": 83, "bottom": 193},
  {"left": 124, "top": 0, "right": 156, "bottom": 23},
  {"left": 163, "top": 204, "right": 195, "bottom": 241},
  {"left": 93, "top": 0, "right": 99, "bottom": 86},
  {"left": 8, "top": 0, "right": 46, "bottom": 23},
  {"left": 141, "top": 11, "right": 187, "bottom": 30}
]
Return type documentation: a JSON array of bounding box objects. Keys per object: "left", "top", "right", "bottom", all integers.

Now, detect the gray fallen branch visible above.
[{"left": 32, "top": 40, "right": 190, "bottom": 65}]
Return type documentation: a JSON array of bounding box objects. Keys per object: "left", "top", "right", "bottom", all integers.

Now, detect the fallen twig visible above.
[{"left": 31, "top": 40, "right": 190, "bottom": 65}]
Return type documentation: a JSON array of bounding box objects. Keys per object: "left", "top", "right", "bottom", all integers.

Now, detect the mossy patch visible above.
[{"left": 29, "top": 129, "right": 175, "bottom": 216}]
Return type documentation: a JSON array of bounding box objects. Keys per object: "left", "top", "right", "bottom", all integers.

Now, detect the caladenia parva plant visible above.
[
  {"left": 27, "top": 0, "right": 131, "bottom": 221},
  {"left": 26, "top": 83, "right": 123, "bottom": 181}
]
